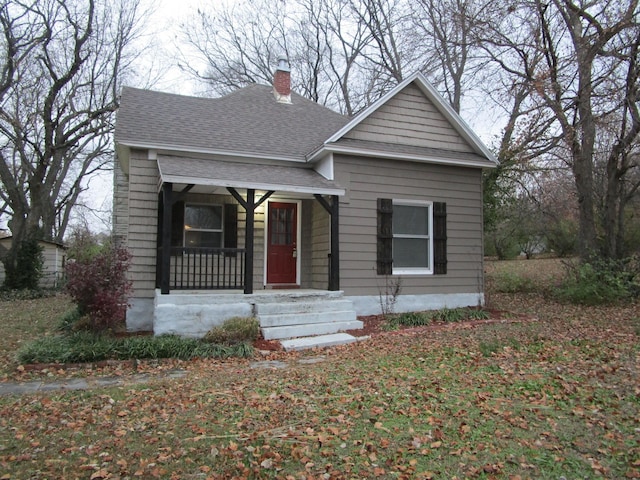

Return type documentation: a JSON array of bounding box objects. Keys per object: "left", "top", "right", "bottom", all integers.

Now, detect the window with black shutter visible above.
[
  {"left": 376, "top": 198, "right": 447, "bottom": 275},
  {"left": 377, "top": 199, "right": 393, "bottom": 275}
]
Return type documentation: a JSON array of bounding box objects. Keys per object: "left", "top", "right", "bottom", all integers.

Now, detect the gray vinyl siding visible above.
[
  {"left": 113, "top": 160, "right": 129, "bottom": 247},
  {"left": 311, "top": 200, "right": 330, "bottom": 289},
  {"left": 40, "top": 243, "right": 65, "bottom": 288},
  {"left": 343, "top": 83, "right": 474, "bottom": 154},
  {"left": 335, "top": 155, "right": 484, "bottom": 296},
  {"left": 300, "top": 200, "right": 313, "bottom": 288},
  {"left": 127, "top": 149, "right": 159, "bottom": 299}
]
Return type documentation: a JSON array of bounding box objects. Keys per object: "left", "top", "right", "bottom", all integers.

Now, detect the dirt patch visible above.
[{"left": 253, "top": 338, "right": 283, "bottom": 351}]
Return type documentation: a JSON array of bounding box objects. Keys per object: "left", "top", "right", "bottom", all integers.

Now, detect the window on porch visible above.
[{"left": 184, "top": 204, "right": 223, "bottom": 248}]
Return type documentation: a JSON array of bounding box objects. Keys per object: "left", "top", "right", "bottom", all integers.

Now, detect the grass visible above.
[
  {"left": 16, "top": 332, "right": 253, "bottom": 364},
  {"left": 0, "top": 293, "right": 72, "bottom": 379},
  {"left": 0, "top": 259, "right": 639, "bottom": 478}
]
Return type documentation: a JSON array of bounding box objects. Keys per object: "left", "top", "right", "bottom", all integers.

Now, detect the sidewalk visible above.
[
  {"left": 0, "top": 369, "right": 187, "bottom": 396},
  {"left": 0, "top": 355, "right": 328, "bottom": 396}
]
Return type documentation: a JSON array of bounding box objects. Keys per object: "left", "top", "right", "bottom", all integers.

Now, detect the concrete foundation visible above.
[{"left": 348, "top": 292, "right": 484, "bottom": 316}]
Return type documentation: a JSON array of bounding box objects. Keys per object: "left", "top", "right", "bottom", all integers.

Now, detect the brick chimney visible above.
[{"left": 273, "top": 55, "right": 291, "bottom": 104}]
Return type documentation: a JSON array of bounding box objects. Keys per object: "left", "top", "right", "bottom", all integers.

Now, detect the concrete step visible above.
[
  {"left": 280, "top": 333, "right": 363, "bottom": 351},
  {"left": 261, "top": 320, "right": 364, "bottom": 340},
  {"left": 256, "top": 299, "right": 355, "bottom": 316},
  {"left": 259, "top": 309, "right": 357, "bottom": 328}
]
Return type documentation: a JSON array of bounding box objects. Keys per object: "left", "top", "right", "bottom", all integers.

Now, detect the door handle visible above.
[{"left": 292, "top": 248, "right": 297, "bottom": 258}]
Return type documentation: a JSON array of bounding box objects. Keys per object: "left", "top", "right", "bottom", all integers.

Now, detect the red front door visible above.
[{"left": 267, "top": 202, "right": 297, "bottom": 284}]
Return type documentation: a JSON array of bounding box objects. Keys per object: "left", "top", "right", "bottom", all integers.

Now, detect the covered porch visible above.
[{"left": 154, "top": 155, "right": 345, "bottom": 295}]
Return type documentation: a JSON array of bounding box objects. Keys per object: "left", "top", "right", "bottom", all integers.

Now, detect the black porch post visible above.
[
  {"left": 314, "top": 194, "right": 340, "bottom": 291},
  {"left": 244, "top": 189, "right": 255, "bottom": 294},
  {"left": 160, "top": 182, "right": 173, "bottom": 294},
  {"left": 329, "top": 195, "right": 340, "bottom": 291}
]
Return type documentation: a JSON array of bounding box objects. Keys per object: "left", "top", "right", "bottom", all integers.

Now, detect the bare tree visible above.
[
  {"left": 0, "top": 0, "right": 145, "bottom": 287},
  {"left": 478, "top": 0, "right": 639, "bottom": 260},
  {"left": 178, "top": 0, "right": 410, "bottom": 114},
  {"left": 411, "top": 0, "right": 488, "bottom": 113},
  {"left": 178, "top": 2, "right": 289, "bottom": 96}
]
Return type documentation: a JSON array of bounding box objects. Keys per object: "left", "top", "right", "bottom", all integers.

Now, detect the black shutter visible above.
[
  {"left": 433, "top": 202, "right": 447, "bottom": 275},
  {"left": 224, "top": 203, "right": 238, "bottom": 257},
  {"left": 377, "top": 198, "right": 393, "bottom": 275},
  {"left": 171, "top": 200, "right": 184, "bottom": 247}
]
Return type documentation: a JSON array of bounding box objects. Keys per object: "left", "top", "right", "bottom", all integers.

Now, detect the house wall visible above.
[
  {"left": 311, "top": 200, "right": 330, "bottom": 289},
  {"left": 300, "top": 199, "right": 313, "bottom": 288},
  {"left": 113, "top": 161, "right": 129, "bottom": 246},
  {"left": 334, "top": 155, "right": 485, "bottom": 314},
  {"left": 40, "top": 243, "right": 65, "bottom": 288},
  {"left": 123, "top": 149, "right": 159, "bottom": 330},
  {"left": 343, "top": 83, "right": 475, "bottom": 154}
]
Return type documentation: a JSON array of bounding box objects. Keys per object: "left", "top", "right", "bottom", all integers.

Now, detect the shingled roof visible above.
[{"left": 115, "top": 85, "right": 350, "bottom": 161}]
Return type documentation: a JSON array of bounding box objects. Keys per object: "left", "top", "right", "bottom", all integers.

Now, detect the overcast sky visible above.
[{"left": 135, "top": 0, "right": 210, "bottom": 95}]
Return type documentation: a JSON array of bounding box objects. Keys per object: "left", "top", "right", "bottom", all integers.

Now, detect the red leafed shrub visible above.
[{"left": 65, "top": 245, "right": 132, "bottom": 332}]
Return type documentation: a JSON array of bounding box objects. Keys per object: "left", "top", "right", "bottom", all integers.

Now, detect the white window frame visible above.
[
  {"left": 183, "top": 203, "right": 224, "bottom": 248},
  {"left": 392, "top": 199, "right": 433, "bottom": 275}
]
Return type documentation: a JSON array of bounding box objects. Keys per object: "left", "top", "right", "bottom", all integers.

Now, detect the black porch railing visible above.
[{"left": 159, "top": 247, "right": 246, "bottom": 290}]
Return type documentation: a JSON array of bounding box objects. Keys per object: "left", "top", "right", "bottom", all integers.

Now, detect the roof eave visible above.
[
  {"left": 160, "top": 173, "right": 345, "bottom": 197},
  {"left": 309, "top": 144, "right": 497, "bottom": 169},
  {"left": 116, "top": 139, "right": 307, "bottom": 164}
]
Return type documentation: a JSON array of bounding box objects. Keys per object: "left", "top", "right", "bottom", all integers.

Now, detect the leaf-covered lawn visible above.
[
  {"left": 0, "top": 260, "right": 639, "bottom": 478},
  {"left": 0, "top": 294, "right": 73, "bottom": 380}
]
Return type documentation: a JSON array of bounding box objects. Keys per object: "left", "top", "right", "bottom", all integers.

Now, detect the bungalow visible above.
[{"left": 113, "top": 58, "right": 497, "bottom": 346}]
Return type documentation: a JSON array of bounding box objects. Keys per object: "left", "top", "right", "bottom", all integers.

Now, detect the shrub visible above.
[
  {"left": 56, "top": 307, "right": 84, "bottom": 332},
  {"left": 397, "top": 311, "right": 432, "bottom": 326},
  {"left": 3, "top": 237, "right": 44, "bottom": 290},
  {"left": 381, "top": 314, "right": 400, "bottom": 331},
  {"left": 555, "top": 257, "right": 639, "bottom": 305},
  {"left": 65, "top": 226, "right": 104, "bottom": 263},
  {"left": 17, "top": 333, "right": 253, "bottom": 364},
  {"left": 546, "top": 219, "right": 578, "bottom": 257},
  {"left": 485, "top": 230, "right": 520, "bottom": 260},
  {"left": 492, "top": 271, "right": 536, "bottom": 293},
  {"left": 65, "top": 245, "right": 132, "bottom": 332},
  {"left": 467, "top": 308, "right": 490, "bottom": 320},
  {"left": 433, "top": 307, "right": 467, "bottom": 323},
  {"left": 203, "top": 316, "right": 260, "bottom": 345}
]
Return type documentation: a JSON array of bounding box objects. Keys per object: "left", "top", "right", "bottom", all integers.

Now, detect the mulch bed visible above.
[{"left": 254, "top": 309, "right": 535, "bottom": 352}]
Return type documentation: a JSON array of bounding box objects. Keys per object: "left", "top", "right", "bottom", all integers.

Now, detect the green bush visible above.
[
  {"left": 395, "top": 308, "right": 490, "bottom": 327},
  {"left": 56, "top": 308, "right": 84, "bottom": 332},
  {"left": 546, "top": 219, "right": 578, "bottom": 257},
  {"left": 203, "top": 316, "right": 260, "bottom": 345},
  {"left": 467, "top": 308, "right": 490, "bottom": 320},
  {"left": 382, "top": 314, "right": 400, "bottom": 331},
  {"left": 397, "top": 311, "right": 432, "bottom": 326},
  {"left": 433, "top": 307, "right": 467, "bottom": 323},
  {"left": 17, "top": 333, "right": 253, "bottom": 364},
  {"left": 492, "top": 271, "right": 536, "bottom": 293},
  {"left": 3, "top": 237, "right": 44, "bottom": 290},
  {"left": 555, "top": 257, "right": 639, "bottom": 305},
  {"left": 484, "top": 231, "right": 521, "bottom": 260}
]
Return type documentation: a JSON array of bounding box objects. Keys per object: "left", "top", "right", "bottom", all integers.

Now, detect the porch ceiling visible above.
[{"left": 157, "top": 155, "right": 345, "bottom": 196}]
